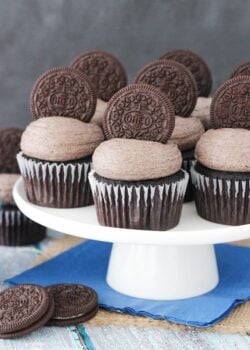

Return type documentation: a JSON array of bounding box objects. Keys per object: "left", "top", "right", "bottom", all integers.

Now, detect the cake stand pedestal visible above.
[{"left": 13, "top": 178, "right": 250, "bottom": 300}]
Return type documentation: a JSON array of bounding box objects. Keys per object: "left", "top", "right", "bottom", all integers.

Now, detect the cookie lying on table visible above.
[{"left": 0, "top": 283, "right": 98, "bottom": 338}]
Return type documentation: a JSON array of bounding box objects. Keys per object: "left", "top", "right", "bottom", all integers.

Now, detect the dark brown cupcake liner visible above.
[
  {"left": 182, "top": 148, "right": 195, "bottom": 202},
  {"left": 0, "top": 206, "right": 46, "bottom": 246},
  {"left": 89, "top": 170, "right": 189, "bottom": 231},
  {"left": 191, "top": 164, "right": 250, "bottom": 225},
  {"left": 17, "top": 152, "right": 93, "bottom": 208}
]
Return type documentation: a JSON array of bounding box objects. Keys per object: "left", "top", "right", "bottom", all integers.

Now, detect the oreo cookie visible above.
[
  {"left": 47, "top": 284, "right": 98, "bottom": 326},
  {"left": 134, "top": 60, "right": 198, "bottom": 117},
  {"left": 103, "top": 83, "right": 175, "bottom": 143},
  {"left": 210, "top": 75, "right": 250, "bottom": 129},
  {"left": 230, "top": 61, "right": 250, "bottom": 78},
  {"left": 30, "top": 67, "right": 97, "bottom": 122},
  {"left": 0, "top": 128, "right": 22, "bottom": 173},
  {"left": 160, "top": 49, "right": 212, "bottom": 97},
  {"left": 0, "top": 285, "right": 54, "bottom": 339},
  {"left": 71, "top": 50, "right": 127, "bottom": 102}
]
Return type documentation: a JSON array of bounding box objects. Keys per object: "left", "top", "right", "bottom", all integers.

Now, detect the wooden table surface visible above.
[{"left": 0, "top": 232, "right": 249, "bottom": 350}]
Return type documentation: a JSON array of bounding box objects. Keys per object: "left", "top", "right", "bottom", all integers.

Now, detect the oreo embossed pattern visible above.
[{"left": 0, "top": 283, "right": 98, "bottom": 338}]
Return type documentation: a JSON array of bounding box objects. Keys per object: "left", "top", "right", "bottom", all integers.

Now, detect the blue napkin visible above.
[{"left": 6, "top": 241, "right": 250, "bottom": 327}]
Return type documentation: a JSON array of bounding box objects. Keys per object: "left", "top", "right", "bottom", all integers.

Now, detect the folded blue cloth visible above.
[{"left": 6, "top": 241, "right": 250, "bottom": 327}]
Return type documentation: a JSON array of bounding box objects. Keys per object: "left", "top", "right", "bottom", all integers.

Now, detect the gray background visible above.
[{"left": 0, "top": 0, "right": 249, "bottom": 128}]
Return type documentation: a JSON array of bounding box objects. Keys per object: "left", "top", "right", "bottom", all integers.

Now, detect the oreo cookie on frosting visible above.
[
  {"left": 103, "top": 83, "right": 175, "bottom": 143},
  {"left": 160, "top": 49, "right": 212, "bottom": 97},
  {"left": 230, "top": 61, "right": 250, "bottom": 79},
  {"left": 134, "top": 60, "right": 198, "bottom": 117},
  {"left": 71, "top": 50, "right": 127, "bottom": 102},
  {"left": 210, "top": 75, "right": 250, "bottom": 129},
  {"left": 30, "top": 67, "right": 97, "bottom": 122}
]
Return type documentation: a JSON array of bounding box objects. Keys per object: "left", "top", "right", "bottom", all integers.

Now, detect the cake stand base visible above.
[
  {"left": 107, "top": 243, "right": 219, "bottom": 300},
  {"left": 14, "top": 178, "right": 250, "bottom": 301}
]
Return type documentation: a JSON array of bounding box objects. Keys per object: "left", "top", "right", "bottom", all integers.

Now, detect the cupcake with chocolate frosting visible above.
[
  {"left": 170, "top": 116, "right": 204, "bottom": 201},
  {"left": 0, "top": 128, "right": 46, "bottom": 245},
  {"left": 89, "top": 84, "right": 188, "bottom": 230},
  {"left": 192, "top": 76, "right": 250, "bottom": 225},
  {"left": 89, "top": 139, "right": 187, "bottom": 230},
  {"left": 192, "top": 129, "right": 250, "bottom": 225},
  {"left": 17, "top": 117, "right": 104, "bottom": 208}
]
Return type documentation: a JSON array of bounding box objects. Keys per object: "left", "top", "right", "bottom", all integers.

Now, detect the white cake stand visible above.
[{"left": 13, "top": 178, "right": 250, "bottom": 300}]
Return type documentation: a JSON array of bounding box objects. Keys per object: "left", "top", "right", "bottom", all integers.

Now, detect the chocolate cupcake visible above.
[
  {"left": 0, "top": 128, "right": 46, "bottom": 245},
  {"left": 192, "top": 129, "right": 250, "bottom": 225},
  {"left": 0, "top": 174, "right": 46, "bottom": 245},
  {"left": 191, "top": 97, "right": 212, "bottom": 130},
  {"left": 170, "top": 116, "right": 204, "bottom": 202},
  {"left": 17, "top": 117, "right": 104, "bottom": 208},
  {"left": 192, "top": 76, "right": 250, "bottom": 225},
  {"left": 89, "top": 83, "right": 188, "bottom": 230},
  {"left": 89, "top": 139, "right": 188, "bottom": 230}
]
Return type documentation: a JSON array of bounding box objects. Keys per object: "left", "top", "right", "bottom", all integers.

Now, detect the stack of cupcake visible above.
[
  {"left": 19, "top": 47, "right": 250, "bottom": 231},
  {"left": 0, "top": 128, "right": 46, "bottom": 245}
]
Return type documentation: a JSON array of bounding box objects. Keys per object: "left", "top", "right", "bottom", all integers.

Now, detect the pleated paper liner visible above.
[
  {"left": 17, "top": 152, "right": 93, "bottom": 208},
  {"left": 89, "top": 170, "right": 189, "bottom": 230},
  {"left": 33, "top": 235, "right": 250, "bottom": 334},
  {"left": 192, "top": 162, "right": 250, "bottom": 225},
  {"left": 0, "top": 205, "right": 46, "bottom": 246},
  {"left": 182, "top": 148, "right": 195, "bottom": 202}
]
